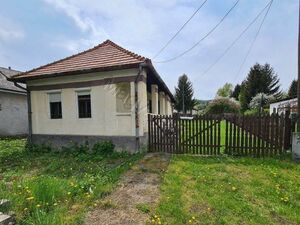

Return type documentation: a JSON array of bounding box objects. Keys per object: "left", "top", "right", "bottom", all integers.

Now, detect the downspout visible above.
[{"left": 12, "top": 82, "right": 32, "bottom": 144}]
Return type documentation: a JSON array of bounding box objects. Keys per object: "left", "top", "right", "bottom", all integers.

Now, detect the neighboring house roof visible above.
[
  {"left": 10, "top": 39, "right": 174, "bottom": 101},
  {"left": 0, "top": 67, "right": 26, "bottom": 94}
]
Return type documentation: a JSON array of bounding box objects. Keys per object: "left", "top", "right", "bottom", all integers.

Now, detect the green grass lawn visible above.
[
  {"left": 0, "top": 138, "right": 142, "bottom": 224},
  {"left": 153, "top": 155, "right": 300, "bottom": 225}
]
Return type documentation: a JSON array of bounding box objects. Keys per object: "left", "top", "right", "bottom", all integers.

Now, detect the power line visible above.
[
  {"left": 198, "top": 0, "right": 273, "bottom": 78},
  {"left": 233, "top": 0, "right": 273, "bottom": 80},
  {"left": 152, "top": 0, "right": 208, "bottom": 59},
  {"left": 154, "top": 0, "right": 240, "bottom": 63}
]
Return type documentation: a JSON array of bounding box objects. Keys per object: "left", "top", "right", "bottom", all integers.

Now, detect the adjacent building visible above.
[
  {"left": 269, "top": 97, "right": 297, "bottom": 115},
  {"left": 11, "top": 40, "right": 174, "bottom": 152},
  {"left": 0, "top": 67, "right": 28, "bottom": 136}
]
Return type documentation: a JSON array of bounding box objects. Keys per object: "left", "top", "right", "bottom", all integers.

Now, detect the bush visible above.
[
  {"left": 92, "top": 141, "right": 115, "bottom": 155},
  {"left": 244, "top": 108, "right": 269, "bottom": 116},
  {"left": 205, "top": 98, "right": 240, "bottom": 114}
]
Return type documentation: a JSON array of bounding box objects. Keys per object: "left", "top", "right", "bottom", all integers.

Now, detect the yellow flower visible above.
[
  {"left": 36, "top": 204, "right": 41, "bottom": 208},
  {"left": 192, "top": 216, "right": 195, "bottom": 220},
  {"left": 24, "top": 208, "right": 28, "bottom": 211},
  {"left": 26, "top": 196, "right": 34, "bottom": 201},
  {"left": 232, "top": 187, "right": 237, "bottom": 191},
  {"left": 67, "top": 192, "right": 71, "bottom": 195},
  {"left": 53, "top": 203, "right": 58, "bottom": 206},
  {"left": 154, "top": 215, "right": 157, "bottom": 218},
  {"left": 189, "top": 220, "right": 192, "bottom": 223},
  {"left": 94, "top": 203, "right": 97, "bottom": 207}
]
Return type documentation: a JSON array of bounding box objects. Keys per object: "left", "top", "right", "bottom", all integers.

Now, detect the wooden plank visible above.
[
  {"left": 209, "top": 116, "right": 213, "bottom": 155},
  {"left": 229, "top": 118, "right": 232, "bottom": 155},
  {"left": 217, "top": 118, "right": 221, "bottom": 155},
  {"left": 240, "top": 115, "right": 244, "bottom": 156},
  {"left": 196, "top": 116, "right": 199, "bottom": 154}
]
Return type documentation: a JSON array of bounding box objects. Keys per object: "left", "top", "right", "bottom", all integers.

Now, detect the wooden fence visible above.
[
  {"left": 224, "top": 112, "right": 291, "bottom": 157},
  {"left": 148, "top": 112, "right": 292, "bottom": 157}
]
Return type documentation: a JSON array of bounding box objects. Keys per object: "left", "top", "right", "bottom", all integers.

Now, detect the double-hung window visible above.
[
  {"left": 116, "top": 83, "right": 131, "bottom": 113},
  {"left": 49, "top": 92, "right": 62, "bottom": 119},
  {"left": 77, "top": 91, "right": 91, "bottom": 118}
]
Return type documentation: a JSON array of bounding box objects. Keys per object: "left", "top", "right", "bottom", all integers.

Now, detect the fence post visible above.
[{"left": 284, "top": 109, "right": 291, "bottom": 150}]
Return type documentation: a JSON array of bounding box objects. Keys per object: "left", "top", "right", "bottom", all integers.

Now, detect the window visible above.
[
  {"left": 78, "top": 91, "right": 91, "bottom": 118},
  {"left": 49, "top": 93, "right": 62, "bottom": 119},
  {"left": 116, "top": 83, "right": 131, "bottom": 113}
]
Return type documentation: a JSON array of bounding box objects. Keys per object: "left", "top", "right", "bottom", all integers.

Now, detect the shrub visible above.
[
  {"left": 92, "top": 141, "right": 115, "bottom": 155},
  {"left": 205, "top": 98, "right": 240, "bottom": 114}
]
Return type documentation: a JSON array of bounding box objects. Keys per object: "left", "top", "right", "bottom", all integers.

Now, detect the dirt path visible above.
[{"left": 85, "top": 153, "right": 170, "bottom": 225}]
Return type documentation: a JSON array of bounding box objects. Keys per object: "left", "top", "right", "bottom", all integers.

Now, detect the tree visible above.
[
  {"left": 239, "top": 63, "right": 281, "bottom": 111},
  {"left": 231, "top": 84, "right": 241, "bottom": 100},
  {"left": 288, "top": 79, "right": 298, "bottom": 98},
  {"left": 216, "top": 83, "right": 233, "bottom": 98},
  {"left": 249, "top": 93, "right": 274, "bottom": 110},
  {"left": 174, "top": 74, "right": 195, "bottom": 113},
  {"left": 205, "top": 98, "right": 240, "bottom": 114}
]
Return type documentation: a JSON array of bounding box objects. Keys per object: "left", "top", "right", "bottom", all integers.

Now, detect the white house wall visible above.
[{"left": 0, "top": 92, "right": 28, "bottom": 136}]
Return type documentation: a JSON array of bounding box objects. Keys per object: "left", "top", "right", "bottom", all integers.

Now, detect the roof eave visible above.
[{"left": 9, "top": 63, "right": 142, "bottom": 83}]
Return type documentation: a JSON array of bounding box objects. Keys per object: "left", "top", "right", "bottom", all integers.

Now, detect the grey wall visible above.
[{"left": 0, "top": 92, "right": 28, "bottom": 136}]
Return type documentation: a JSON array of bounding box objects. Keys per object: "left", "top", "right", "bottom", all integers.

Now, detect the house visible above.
[
  {"left": 10, "top": 40, "right": 174, "bottom": 152},
  {"left": 0, "top": 67, "right": 28, "bottom": 136},
  {"left": 269, "top": 97, "right": 297, "bottom": 115}
]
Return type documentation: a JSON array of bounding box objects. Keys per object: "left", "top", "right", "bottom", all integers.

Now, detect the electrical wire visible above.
[
  {"left": 233, "top": 0, "right": 273, "bottom": 80},
  {"left": 198, "top": 0, "right": 273, "bottom": 78},
  {"left": 154, "top": 0, "right": 240, "bottom": 63},
  {"left": 152, "top": 0, "right": 208, "bottom": 59}
]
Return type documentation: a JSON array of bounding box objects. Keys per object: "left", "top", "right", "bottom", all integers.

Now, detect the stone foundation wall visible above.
[{"left": 32, "top": 134, "right": 147, "bottom": 153}]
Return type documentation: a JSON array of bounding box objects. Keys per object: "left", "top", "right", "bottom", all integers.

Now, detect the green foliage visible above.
[
  {"left": 174, "top": 74, "right": 195, "bottom": 113},
  {"left": 288, "top": 79, "right": 297, "bottom": 98},
  {"left": 205, "top": 98, "right": 240, "bottom": 114},
  {"left": 136, "top": 203, "right": 150, "bottom": 213},
  {"left": 0, "top": 138, "right": 142, "bottom": 224},
  {"left": 249, "top": 93, "right": 275, "bottom": 110},
  {"left": 92, "top": 140, "right": 115, "bottom": 155},
  {"left": 231, "top": 84, "right": 241, "bottom": 100},
  {"left": 244, "top": 108, "right": 269, "bottom": 116},
  {"left": 239, "top": 63, "right": 282, "bottom": 111},
  {"left": 216, "top": 83, "right": 233, "bottom": 98}
]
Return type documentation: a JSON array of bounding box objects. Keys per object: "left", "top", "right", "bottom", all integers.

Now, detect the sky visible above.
[{"left": 0, "top": 0, "right": 298, "bottom": 100}]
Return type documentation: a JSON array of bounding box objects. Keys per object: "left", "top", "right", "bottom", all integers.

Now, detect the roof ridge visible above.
[
  {"left": 104, "top": 40, "right": 147, "bottom": 61},
  {"left": 13, "top": 39, "right": 146, "bottom": 78}
]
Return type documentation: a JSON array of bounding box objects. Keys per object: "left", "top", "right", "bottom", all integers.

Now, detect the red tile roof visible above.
[{"left": 13, "top": 40, "right": 147, "bottom": 80}]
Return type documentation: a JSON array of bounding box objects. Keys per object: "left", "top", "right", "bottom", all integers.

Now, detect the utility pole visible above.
[
  {"left": 298, "top": 0, "right": 300, "bottom": 131},
  {"left": 182, "top": 87, "right": 185, "bottom": 114}
]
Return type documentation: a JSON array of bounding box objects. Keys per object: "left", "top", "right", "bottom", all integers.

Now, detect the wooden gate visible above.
[
  {"left": 148, "top": 114, "right": 222, "bottom": 155},
  {"left": 148, "top": 112, "right": 292, "bottom": 157},
  {"left": 224, "top": 112, "right": 291, "bottom": 157}
]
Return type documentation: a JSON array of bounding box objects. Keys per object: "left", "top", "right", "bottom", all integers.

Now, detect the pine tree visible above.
[
  {"left": 231, "top": 84, "right": 241, "bottom": 100},
  {"left": 174, "top": 74, "right": 195, "bottom": 113},
  {"left": 288, "top": 79, "right": 297, "bottom": 98},
  {"left": 239, "top": 63, "right": 281, "bottom": 111}
]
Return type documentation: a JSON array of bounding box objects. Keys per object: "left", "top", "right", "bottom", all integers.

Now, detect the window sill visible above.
[{"left": 116, "top": 112, "right": 131, "bottom": 116}]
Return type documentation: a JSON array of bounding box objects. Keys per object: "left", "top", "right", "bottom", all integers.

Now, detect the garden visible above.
[{"left": 0, "top": 138, "right": 142, "bottom": 224}]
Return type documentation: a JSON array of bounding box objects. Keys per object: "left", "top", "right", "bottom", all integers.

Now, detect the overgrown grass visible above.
[
  {"left": 154, "top": 155, "right": 300, "bottom": 225},
  {"left": 0, "top": 138, "right": 142, "bottom": 224}
]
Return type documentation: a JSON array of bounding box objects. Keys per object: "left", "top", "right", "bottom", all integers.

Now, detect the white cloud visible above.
[{"left": 0, "top": 17, "right": 25, "bottom": 42}]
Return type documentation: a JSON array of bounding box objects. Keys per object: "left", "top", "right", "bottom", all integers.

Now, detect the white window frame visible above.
[{"left": 47, "top": 91, "right": 62, "bottom": 119}]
